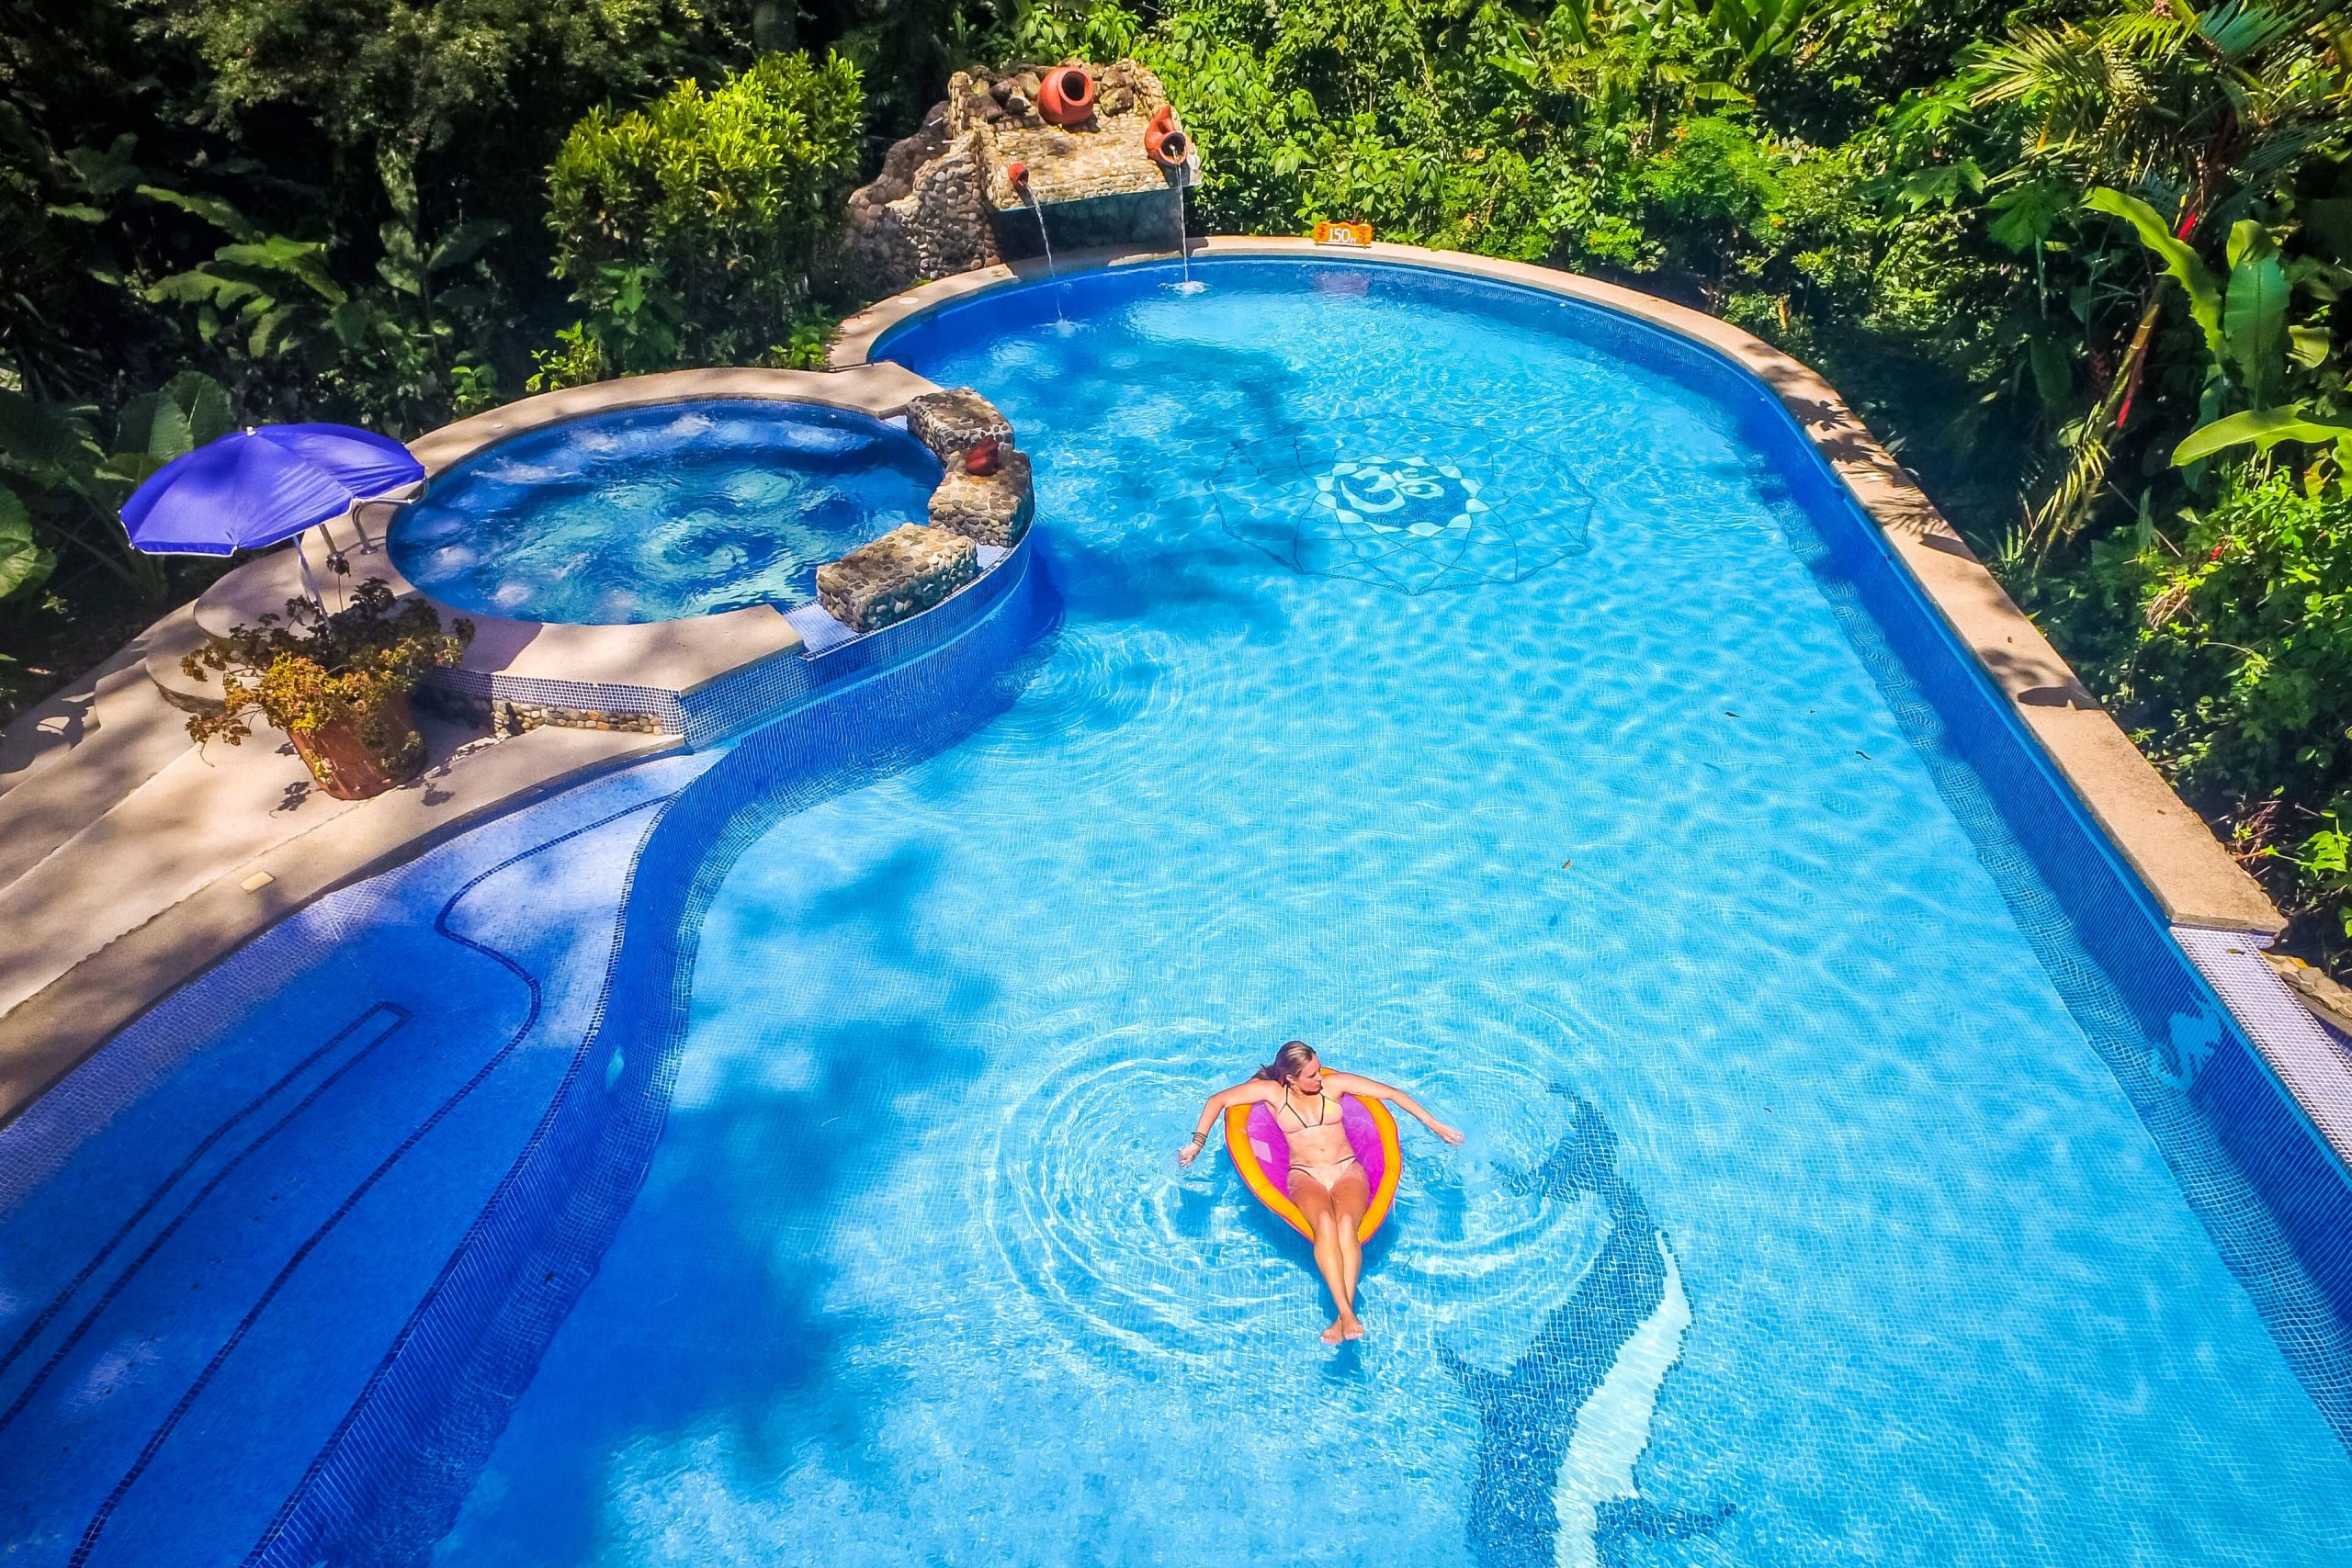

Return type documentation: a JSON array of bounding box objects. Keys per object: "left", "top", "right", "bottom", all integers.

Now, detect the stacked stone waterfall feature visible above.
[
  {"left": 842, "top": 61, "right": 1193, "bottom": 296},
  {"left": 816, "top": 388, "right": 1035, "bottom": 633}
]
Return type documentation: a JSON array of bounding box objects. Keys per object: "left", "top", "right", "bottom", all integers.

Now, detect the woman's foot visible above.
[{"left": 1322, "top": 1313, "right": 1363, "bottom": 1344}]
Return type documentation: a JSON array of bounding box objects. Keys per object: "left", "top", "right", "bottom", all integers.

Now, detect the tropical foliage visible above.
[
  {"left": 5, "top": 0, "right": 2352, "bottom": 960},
  {"left": 539, "top": 51, "right": 864, "bottom": 385}
]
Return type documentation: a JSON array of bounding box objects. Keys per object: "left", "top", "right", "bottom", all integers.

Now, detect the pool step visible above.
[
  {"left": 140, "top": 604, "right": 220, "bottom": 715},
  {"left": 0, "top": 773, "right": 685, "bottom": 1564}
]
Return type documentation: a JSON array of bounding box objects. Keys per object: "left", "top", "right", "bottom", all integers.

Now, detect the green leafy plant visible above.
[
  {"left": 141, "top": 180, "right": 510, "bottom": 429},
  {"left": 180, "top": 578, "right": 473, "bottom": 785},
  {"left": 2174, "top": 405, "right": 2352, "bottom": 467},
  {"left": 2087, "top": 186, "right": 2352, "bottom": 473},
  {"left": 0, "top": 486, "right": 56, "bottom": 604},
  {"left": 544, "top": 51, "right": 865, "bottom": 375},
  {"left": 526, "top": 321, "right": 609, "bottom": 395},
  {"left": 2109, "top": 474, "right": 2352, "bottom": 944},
  {"left": 0, "top": 371, "right": 235, "bottom": 602},
  {"left": 1973, "top": 4, "right": 2349, "bottom": 543},
  {"left": 772, "top": 305, "right": 841, "bottom": 371}
]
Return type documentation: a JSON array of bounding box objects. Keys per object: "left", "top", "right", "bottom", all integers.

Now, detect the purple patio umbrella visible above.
[{"left": 119, "top": 423, "right": 424, "bottom": 558}]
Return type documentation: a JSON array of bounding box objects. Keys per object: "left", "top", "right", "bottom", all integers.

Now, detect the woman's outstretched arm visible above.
[
  {"left": 1178, "top": 1079, "right": 1274, "bottom": 1167},
  {"left": 1326, "top": 1072, "right": 1465, "bottom": 1145}
]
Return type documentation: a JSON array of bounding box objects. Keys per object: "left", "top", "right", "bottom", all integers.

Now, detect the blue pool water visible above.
[
  {"left": 3, "top": 257, "right": 2349, "bottom": 1566},
  {"left": 389, "top": 400, "right": 940, "bottom": 624},
  {"left": 435, "top": 262, "right": 2352, "bottom": 1562}
]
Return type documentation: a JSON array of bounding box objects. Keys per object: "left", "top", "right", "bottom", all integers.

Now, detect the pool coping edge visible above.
[{"left": 831, "top": 236, "right": 2285, "bottom": 939}]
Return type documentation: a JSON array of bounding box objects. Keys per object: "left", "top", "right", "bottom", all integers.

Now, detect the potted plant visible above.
[{"left": 181, "top": 579, "right": 474, "bottom": 800}]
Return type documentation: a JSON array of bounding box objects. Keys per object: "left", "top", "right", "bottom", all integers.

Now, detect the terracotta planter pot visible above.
[
  {"left": 290, "top": 692, "right": 425, "bottom": 800},
  {"left": 1036, "top": 65, "right": 1095, "bottom": 126},
  {"left": 1145, "top": 104, "right": 1189, "bottom": 168}
]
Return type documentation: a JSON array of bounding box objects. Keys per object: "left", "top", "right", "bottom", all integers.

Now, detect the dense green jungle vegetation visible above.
[{"left": 5, "top": 1, "right": 2352, "bottom": 959}]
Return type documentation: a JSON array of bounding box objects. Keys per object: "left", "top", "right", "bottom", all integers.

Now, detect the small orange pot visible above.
[
  {"left": 1145, "top": 105, "right": 1190, "bottom": 169},
  {"left": 1036, "top": 65, "right": 1095, "bottom": 126}
]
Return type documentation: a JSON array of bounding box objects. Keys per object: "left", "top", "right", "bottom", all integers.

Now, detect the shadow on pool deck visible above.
[{"left": 0, "top": 688, "right": 673, "bottom": 1128}]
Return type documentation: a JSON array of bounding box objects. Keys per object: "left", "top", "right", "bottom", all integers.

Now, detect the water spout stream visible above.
[
  {"left": 1023, "top": 186, "right": 1067, "bottom": 324},
  {"left": 1170, "top": 183, "right": 1195, "bottom": 292}
]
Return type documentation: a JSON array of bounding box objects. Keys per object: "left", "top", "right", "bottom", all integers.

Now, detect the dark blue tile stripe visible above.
[
  {"left": 66, "top": 796, "right": 668, "bottom": 1566},
  {"left": 0, "top": 1004, "right": 411, "bottom": 1436},
  {"left": 0, "top": 1002, "right": 409, "bottom": 1390}
]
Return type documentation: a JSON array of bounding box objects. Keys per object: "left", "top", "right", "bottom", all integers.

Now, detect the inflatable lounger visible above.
[{"left": 1225, "top": 1093, "right": 1402, "bottom": 1242}]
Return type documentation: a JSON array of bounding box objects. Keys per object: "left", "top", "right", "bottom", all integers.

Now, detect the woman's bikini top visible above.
[
  {"left": 1278, "top": 1084, "right": 1344, "bottom": 1134},
  {"left": 1279, "top": 1084, "right": 1358, "bottom": 1175}
]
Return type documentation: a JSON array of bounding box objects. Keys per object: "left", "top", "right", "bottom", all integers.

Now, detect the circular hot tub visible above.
[{"left": 389, "top": 399, "right": 941, "bottom": 625}]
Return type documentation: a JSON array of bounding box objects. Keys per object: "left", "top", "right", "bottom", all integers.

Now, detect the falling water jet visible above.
[
  {"left": 1145, "top": 111, "right": 1206, "bottom": 297},
  {"left": 1007, "top": 163, "right": 1067, "bottom": 327},
  {"left": 1168, "top": 180, "right": 1204, "bottom": 296}
]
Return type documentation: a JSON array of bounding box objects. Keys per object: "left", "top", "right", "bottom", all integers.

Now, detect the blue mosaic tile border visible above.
[
  {"left": 676, "top": 531, "right": 1034, "bottom": 748},
  {"left": 423, "top": 536, "right": 1034, "bottom": 745},
  {"left": 783, "top": 600, "right": 859, "bottom": 652},
  {"left": 244, "top": 536, "right": 1054, "bottom": 1566},
  {"left": 1625, "top": 322, "right": 2352, "bottom": 1438}
]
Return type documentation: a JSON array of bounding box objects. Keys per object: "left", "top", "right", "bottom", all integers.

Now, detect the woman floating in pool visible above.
[{"left": 1180, "top": 1042, "right": 1464, "bottom": 1343}]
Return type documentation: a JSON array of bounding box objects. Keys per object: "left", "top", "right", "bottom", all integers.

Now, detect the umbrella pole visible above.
[{"left": 293, "top": 531, "right": 329, "bottom": 615}]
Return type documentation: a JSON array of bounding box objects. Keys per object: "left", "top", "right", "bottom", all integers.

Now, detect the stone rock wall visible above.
[
  {"left": 842, "top": 106, "right": 1001, "bottom": 294},
  {"left": 842, "top": 60, "right": 1186, "bottom": 296},
  {"left": 906, "top": 388, "right": 1014, "bottom": 456},
  {"left": 413, "top": 682, "right": 670, "bottom": 736},
  {"left": 905, "top": 388, "right": 1034, "bottom": 548},
  {"left": 929, "top": 447, "right": 1034, "bottom": 548},
  {"left": 817, "top": 524, "right": 980, "bottom": 633}
]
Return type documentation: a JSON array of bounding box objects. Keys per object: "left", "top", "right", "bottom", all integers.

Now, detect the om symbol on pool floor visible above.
[{"left": 1315, "top": 457, "right": 1487, "bottom": 539}]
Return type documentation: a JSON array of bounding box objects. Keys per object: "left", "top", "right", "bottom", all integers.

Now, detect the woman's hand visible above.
[
  {"left": 1178, "top": 1133, "right": 1207, "bottom": 1168},
  {"left": 1432, "top": 1122, "right": 1465, "bottom": 1145}
]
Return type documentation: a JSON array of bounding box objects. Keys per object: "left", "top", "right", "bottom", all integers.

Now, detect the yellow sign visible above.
[{"left": 1312, "top": 220, "right": 1374, "bottom": 248}]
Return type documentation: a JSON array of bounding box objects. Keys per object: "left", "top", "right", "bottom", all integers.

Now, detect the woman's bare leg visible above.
[
  {"left": 1331, "top": 1168, "right": 1371, "bottom": 1337},
  {"left": 1292, "top": 1177, "right": 1359, "bottom": 1343}
]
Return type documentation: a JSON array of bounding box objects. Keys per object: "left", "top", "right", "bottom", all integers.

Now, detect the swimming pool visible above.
[
  {"left": 3, "top": 255, "right": 2349, "bottom": 1566},
  {"left": 389, "top": 400, "right": 941, "bottom": 624}
]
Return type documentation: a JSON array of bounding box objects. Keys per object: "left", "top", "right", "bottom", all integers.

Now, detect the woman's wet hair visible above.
[{"left": 1254, "top": 1040, "right": 1317, "bottom": 1084}]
